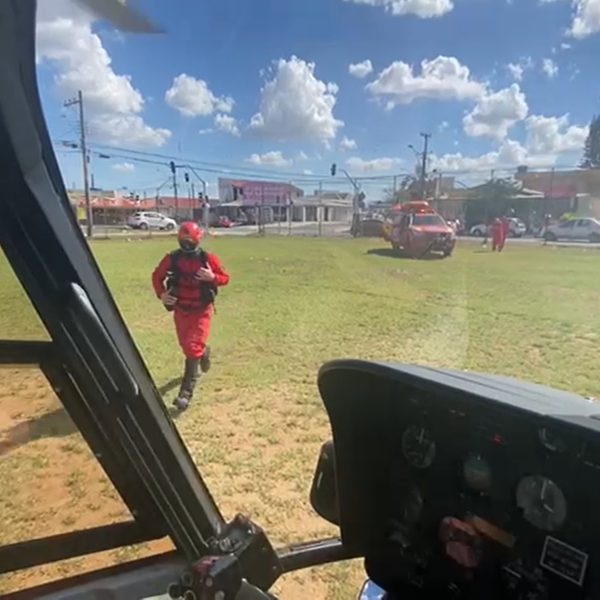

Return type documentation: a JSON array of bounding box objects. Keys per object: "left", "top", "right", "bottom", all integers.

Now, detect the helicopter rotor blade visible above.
[{"left": 75, "top": 0, "right": 164, "bottom": 33}]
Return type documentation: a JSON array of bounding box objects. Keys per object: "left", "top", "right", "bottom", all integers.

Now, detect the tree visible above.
[
  {"left": 581, "top": 114, "right": 600, "bottom": 168},
  {"left": 465, "top": 178, "right": 520, "bottom": 225}
]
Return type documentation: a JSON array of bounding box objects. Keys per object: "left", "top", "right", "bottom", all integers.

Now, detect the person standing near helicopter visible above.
[{"left": 152, "top": 221, "right": 230, "bottom": 411}]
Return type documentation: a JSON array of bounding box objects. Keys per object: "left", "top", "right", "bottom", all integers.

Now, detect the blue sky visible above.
[{"left": 36, "top": 0, "right": 600, "bottom": 199}]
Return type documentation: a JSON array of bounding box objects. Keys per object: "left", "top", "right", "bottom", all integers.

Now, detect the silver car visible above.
[
  {"left": 544, "top": 218, "right": 600, "bottom": 243},
  {"left": 127, "top": 211, "right": 177, "bottom": 231},
  {"left": 469, "top": 218, "right": 527, "bottom": 238}
]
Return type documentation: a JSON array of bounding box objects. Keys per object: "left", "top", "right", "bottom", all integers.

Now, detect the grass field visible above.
[{"left": 1, "top": 236, "right": 600, "bottom": 598}]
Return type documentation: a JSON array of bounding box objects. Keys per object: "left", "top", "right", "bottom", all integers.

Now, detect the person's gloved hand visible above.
[
  {"left": 161, "top": 291, "right": 177, "bottom": 307},
  {"left": 195, "top": 266, "right": 215, "bottom": 282}
]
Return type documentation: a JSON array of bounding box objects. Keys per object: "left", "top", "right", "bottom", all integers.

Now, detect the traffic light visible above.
[
  {"left": 169, "top": 161, "right": 176, "bottom": 174},
  {"left": 331, "top": 163, "right": 337, "bottom": 176},
  {"left": 184, "top": 172, "right": 190, "bottom": 183}
]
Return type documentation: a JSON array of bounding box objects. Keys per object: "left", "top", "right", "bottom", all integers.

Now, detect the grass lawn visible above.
[{"left": 1, "top": 235, "right": 600, "bottom": 598}]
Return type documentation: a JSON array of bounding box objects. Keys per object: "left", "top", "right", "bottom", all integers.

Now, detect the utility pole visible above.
[
  {"left": 318, "top": 180, "right": 323, "bottom": 236},
  {"left": 65, "top": 90, "right": 92, "bottom": 238},
  {"left": 169, "top": 161, "right": 178, "bottom": 221},
  {"left": 288, "top": 182, "right": 293, "bottom": 237},
  {"left": 419, "top": 132, "right": 431, "bottom": 199}
]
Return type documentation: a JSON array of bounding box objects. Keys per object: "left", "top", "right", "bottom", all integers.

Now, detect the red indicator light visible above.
[{"left": 493, "top": 434, "right": 504, "bottom": 445}]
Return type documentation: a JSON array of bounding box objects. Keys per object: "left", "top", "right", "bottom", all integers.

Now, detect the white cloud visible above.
[
  {"left": 112, "top": 162, "right": 135, "bottom": 173},
  {"left": 343, "top": 0, "right": 454, "bottom": 18},
  {"left": 340, "top": 136, "right": 358, "bottom": 150},
  {"left": 569, "top": 0, "right": 600, "bottom": 38},
  {"left": 346, "top": 156, "right": 402, "bottom": 172},
  {"left": 303, "top": 169, "right": 313, "bottom": 175},
  {"left": 349, "top": 60, "right": 373, "bottom": 78},
  {"left": 214, "top": 113, "right": 240, "bottom": 136},
  {"left": 432, "top": 114, "right": 587, "bottom": 173},
  {"left": 165, "top": 74, "right": 234, "bottom": 117},
  {"left": 542, "top": 58, "right": 559, "bottom": 78},
  {"left": 506, "top": 56, "right": 534, "bottom": 82},
  {"left": 432, "top": 140, "right": 538, "bottom": 173},
  {"left": 463, "top": 84, "right": 528, "bottom": 140},
  {"left": 525, "top": 114, "right": 588, "bottom": 154},
  {"left": 438, "top": 121, "right": 450, "bottom": 132},
  {"left": 89, "top": 114, "right": 171, "bottom": 147},
  {"left": 366, "top": 56, "right": 486, "bottom": 108},
  {"left": 297, "top": 150, "right": 309, "bottom": 161},
  {"left": 36, "top": 1, "right": 170, "bottom": 148},
  {"left": 245, "top": 151, "right": 293, "bottom": 167},
  {"left": 542, "top": 0, "right": 600, "bottom": 39},
  {"left": 561, "top": 42, "right": 572, "bottom": 49},
  {"left": 506, "top": 63, "right": 524, "bottom": 81},
  {"left": 249, "top": 56, "right": 344, "bottom": 142}
]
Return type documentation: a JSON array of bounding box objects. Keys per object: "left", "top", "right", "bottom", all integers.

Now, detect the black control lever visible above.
[{"left": 168, "top": 515, "right": 281, "bottom": 600}]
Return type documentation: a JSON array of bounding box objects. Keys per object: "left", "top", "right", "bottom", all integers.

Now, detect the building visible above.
[
  {"left": 515, "top": 167, "right": 600, "bottom": 218},
  {"left": 68, "top": 191, "right": 210, "bottom": 224},
  {"left": 291, "top": 191, "right": 355, "bottom": 222},
  {"left": 218, "top": 178, "right": 304, "bottom": 205}
]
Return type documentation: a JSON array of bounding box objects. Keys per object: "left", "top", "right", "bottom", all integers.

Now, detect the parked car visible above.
[
  {"left": 469, "top": 217, "right": 527, "bottom": 238},
  {"left": 544, "top": 217, "right": 600, "bottom": 242},
  {"left": 214, "top": 216, "right": 233, "bottom": 228},
  {"left": 127, "top": 211, "right": 177, "bottom": 231}
]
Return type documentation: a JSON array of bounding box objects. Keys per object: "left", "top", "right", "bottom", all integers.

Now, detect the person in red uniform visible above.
[
  {"left": 491, "top": 217, "right": 504, "bottom": 252},
  {"left": 152, "top": 222, "right": 230, "bottom": 411},
  {"left": 499, "top": 215, "right": 510, "bottom": 252}
]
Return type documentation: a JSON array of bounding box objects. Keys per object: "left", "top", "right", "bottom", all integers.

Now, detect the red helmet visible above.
[{"left": 178, "top": 221, "right": 203, "bottom": 252}]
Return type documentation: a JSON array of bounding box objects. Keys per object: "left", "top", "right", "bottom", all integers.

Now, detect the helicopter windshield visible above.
[{"left": 2, "top": 1, "right": 600, "bottom": 599}]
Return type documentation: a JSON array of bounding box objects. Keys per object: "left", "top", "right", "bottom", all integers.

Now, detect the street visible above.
[{"left": 85, "top": 224, "right": 600, "bottom": 249}]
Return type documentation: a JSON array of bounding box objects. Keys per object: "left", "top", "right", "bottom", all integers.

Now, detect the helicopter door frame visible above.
[{"left": 0, "top": 0, "right": 225, "bottom": 582}]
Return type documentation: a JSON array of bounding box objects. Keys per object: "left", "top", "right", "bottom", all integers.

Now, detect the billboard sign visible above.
[{"left": 219, "top": 178, "right": 303, "bottom": 206}]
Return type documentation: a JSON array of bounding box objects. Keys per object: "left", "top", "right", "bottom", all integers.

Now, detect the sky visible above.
[{"left": 36, "top": 0, "right": 600, "bottom": 200}]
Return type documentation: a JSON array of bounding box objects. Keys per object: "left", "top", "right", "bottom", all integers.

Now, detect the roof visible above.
[
  {"left": 293, "top": 193, "right": 354, "bottom": 207},
  {"left": 69, "top": 195, "right": 211, "bottom": 209}
]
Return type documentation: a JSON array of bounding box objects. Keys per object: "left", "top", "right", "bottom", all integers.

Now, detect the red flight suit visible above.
[
  {"left": 491, "top": 218, "right": 504, "bottom": 252},
  {"left": 499, "top": 217, "right": 510, "bottom": 251},
  {"left": 152, "top": 250, "right": 230, "bottom": 359}
]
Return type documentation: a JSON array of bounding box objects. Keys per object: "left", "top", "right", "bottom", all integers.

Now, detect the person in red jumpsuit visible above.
[
  {"left": 499, "top": 215, "right": 510, "bottom": 252},
  {"left": 152, "top": 222, "right": 230, "bottom": 411},
  {"left": 491, "top": 218, "right": 504, "bottom": 252}
]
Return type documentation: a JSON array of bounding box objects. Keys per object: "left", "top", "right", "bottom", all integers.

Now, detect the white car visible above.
[
  {"left": 469, "top": 218, "right": 527, "bottom": 238},
  {"left": 544, "top": 217, "right": 600, "bottom": 242},
  {"left": 127, "top": 211, "right": 177, "bottom": 231}
]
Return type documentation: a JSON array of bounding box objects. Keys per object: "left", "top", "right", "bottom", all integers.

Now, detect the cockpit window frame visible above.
[{"left": 0, "top": 0, "right": 224, "bottom": 582}]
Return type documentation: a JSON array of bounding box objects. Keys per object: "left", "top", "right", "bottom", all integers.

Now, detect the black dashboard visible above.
[{"left": 317, "top": 360, "right": 600, "bottom": 599}]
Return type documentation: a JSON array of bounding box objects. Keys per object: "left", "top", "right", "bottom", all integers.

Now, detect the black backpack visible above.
[{"left": 166, "top": 248, "right": 218, "bottom": 307}]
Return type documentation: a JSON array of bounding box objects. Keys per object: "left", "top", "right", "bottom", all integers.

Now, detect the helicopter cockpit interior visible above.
[{"left": 1, "top": 2, "right": 600, "bottom": 599}]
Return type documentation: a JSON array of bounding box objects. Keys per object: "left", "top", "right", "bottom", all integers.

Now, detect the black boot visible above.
[
  {"left": 173, "top": 358, "right": 200, "bottom": 411},
  {"left": 200, "top": 345, "right": 211, "bottom": 373}
]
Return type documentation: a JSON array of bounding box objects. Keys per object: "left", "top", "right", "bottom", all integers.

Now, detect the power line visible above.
[
  {"left": 54, "top": 142, "right": 413, "bottom": 188},
  {"left": 83, "top": 141, "right": 413, "bottom": 183}
]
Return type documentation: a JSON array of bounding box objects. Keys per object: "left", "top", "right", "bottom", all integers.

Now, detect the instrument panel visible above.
[{"left": 317, "top": 360, "right": 600, "bottom": 599}]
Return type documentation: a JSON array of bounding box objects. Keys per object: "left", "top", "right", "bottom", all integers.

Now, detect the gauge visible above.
[
  {"left": 463, "top": 454, "right": 492, "bottom": 492},
  {"left": 516, "top": 475, "right": 567, "bottom": 532},
  {"left": 401, "top": 425, "right": 436, "bottom": 469},
  {"left": 539, "top": 428, "right": 567, "bottom": 453},
  {"left": 396, "top": 482, "right": 424, "bottom": 524}
]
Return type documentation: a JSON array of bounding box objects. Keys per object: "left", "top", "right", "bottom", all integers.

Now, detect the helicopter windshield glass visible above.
[
  {"left": 1, "top": 1, "right": 600, "bottom": 598},
  {"left": 0, "top": 248, "right": 175, "bottom": 594}
]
